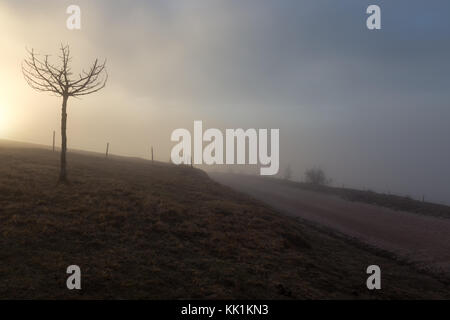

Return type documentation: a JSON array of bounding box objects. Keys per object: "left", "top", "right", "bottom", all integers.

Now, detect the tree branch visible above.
[{"left": 22, "top": 45, "right": 107, "bottom": 99}]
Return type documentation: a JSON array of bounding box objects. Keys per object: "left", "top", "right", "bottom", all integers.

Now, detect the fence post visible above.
[
  {"left": 106, "top": 142, "right": 109, "bottom": 158},
  {"left": 52, "top": 130, "right": 55, "bottom": 152},
  {"left": 151, "top": 146, "right": 154, "bottom": 163}
]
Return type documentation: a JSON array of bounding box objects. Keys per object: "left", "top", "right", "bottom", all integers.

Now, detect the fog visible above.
[{"left": 1, "top": 0, "right": 449, "bottom": 204}]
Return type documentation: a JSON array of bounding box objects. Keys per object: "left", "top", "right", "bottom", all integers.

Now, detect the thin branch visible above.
[{"left": 22, "top": 45, "right": 107, "bottom": 99}]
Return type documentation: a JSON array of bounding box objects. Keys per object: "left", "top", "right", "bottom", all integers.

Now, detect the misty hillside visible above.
[{"left": 0, "top": 140, "right": 449, "bottom": 299}]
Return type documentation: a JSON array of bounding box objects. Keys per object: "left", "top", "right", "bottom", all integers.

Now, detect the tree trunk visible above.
[{"left": 59, "top": 95, "right": 68, "bottom": 183}]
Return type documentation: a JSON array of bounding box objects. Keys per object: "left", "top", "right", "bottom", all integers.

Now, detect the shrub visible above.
[{"left": 304, "top": 168, "right": 331, "bottom": 186}]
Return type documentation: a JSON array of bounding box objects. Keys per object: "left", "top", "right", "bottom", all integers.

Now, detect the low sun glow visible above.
[{"left": 0, "top": 102, "right": 10, "bottom": 137}]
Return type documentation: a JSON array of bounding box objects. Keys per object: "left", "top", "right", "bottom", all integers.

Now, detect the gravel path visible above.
[{"left": 210, "top": 173, "right": 450, "bottom": 274}]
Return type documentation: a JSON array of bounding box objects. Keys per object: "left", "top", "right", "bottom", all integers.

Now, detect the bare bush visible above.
[{"left": 304, "top": 168, "right": 331, "bottom": 186}]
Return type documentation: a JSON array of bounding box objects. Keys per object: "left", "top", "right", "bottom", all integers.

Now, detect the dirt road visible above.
[{"left": 209, "top": 173, "right": 450, "bottom": 274}]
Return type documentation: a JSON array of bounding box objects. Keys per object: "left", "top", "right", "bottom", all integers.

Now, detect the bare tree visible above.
[
  {"left": 304, "top": 167, "right": 331, "bottom": 186},
  {"left": 22, "top": 45, "right": 107, "bottom": 182}
]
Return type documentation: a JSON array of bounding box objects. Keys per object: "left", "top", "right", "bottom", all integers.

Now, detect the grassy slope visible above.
[{"left": 0, "top": 141, "right": 449, "bottom": 299}]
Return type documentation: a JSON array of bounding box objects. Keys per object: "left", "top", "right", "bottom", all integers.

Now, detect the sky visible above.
[{"left": 0, "top": 0, "right": 449, "bottom": 204}]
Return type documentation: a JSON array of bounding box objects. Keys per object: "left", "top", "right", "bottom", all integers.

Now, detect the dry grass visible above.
[{"left": 0, "top": 140, "right": 449, "bottom": 299}]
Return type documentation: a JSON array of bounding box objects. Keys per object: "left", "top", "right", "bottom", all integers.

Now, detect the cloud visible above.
[{"left": 2, "top": 0, "right": 450, "bottom": 203}]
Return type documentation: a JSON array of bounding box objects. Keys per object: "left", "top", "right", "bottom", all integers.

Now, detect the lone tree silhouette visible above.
[
  {"left": 22, "top": 45, "right": 107, "bottom": 183},
  {"left": 304, "top": 167, "right": 331, "bottom": 186}
]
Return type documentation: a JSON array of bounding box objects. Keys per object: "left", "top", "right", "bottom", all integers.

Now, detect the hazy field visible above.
[{"left": 0, "top": 140, "right": 449, "bottom": 299}]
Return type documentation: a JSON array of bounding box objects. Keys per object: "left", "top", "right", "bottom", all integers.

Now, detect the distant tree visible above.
[
  {"left": 22, "top": 45, "right": 107, "bottom": 182},
  {"left": 304, "top": 167, "right": 331, "bottom": 186},
  {"left": 284, "top": 165, "right": 292, "bottom": 180}
]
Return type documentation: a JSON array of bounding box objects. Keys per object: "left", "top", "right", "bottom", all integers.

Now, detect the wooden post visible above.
[
  {"left": 151, "top": 146, "right": 154, "bottom": 163},
  {"left": 191, "top": 155, "right": 193, "bottom": 168},
  {"left": 52, "top": 130, "right": 55, "bottom": 152},
  {"left": 106, "top": 142, "right": 109, "bottom": 158}
]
